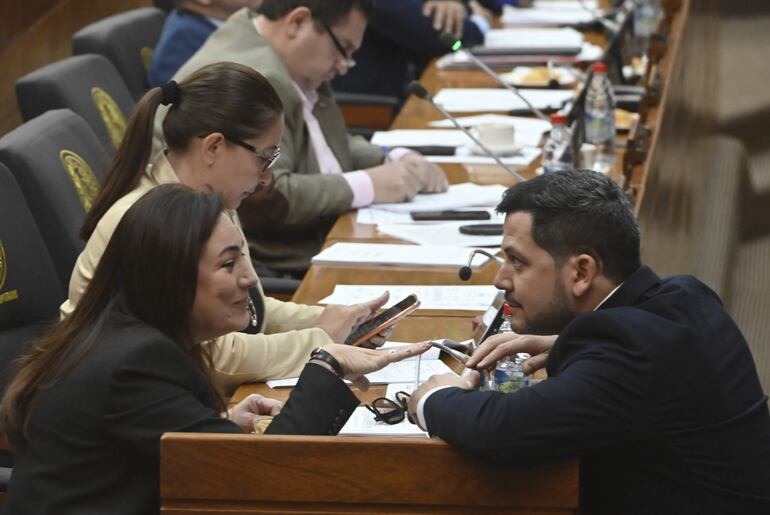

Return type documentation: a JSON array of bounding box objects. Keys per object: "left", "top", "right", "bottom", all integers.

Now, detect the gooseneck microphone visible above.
[
  {"left": 458, "top": 249, "right": 505, "bottom": 281},
  {"left": 408, "top": 81, "right": 526, "bottom": 183},
  {"left": 438, "top": 32, "right": 551, "bottom": 123}
]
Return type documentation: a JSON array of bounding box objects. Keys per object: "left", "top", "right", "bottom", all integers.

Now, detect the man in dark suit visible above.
[{"left": 407, "top": 170, "right": 770, "bottom": 515}]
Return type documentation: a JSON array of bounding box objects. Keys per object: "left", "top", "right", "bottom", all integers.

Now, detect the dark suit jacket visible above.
[
  {"left": 3, "top": 309, "right": 358, "bottom": 515},
  {"left": 147, "top": 8, "right": 217, "bottom": 88},
  {"left": 332, "top": 0, "right": 485, "bottom": 100},
  {"left": 424, "top": 266, "right": 770, "bottom": 515}
]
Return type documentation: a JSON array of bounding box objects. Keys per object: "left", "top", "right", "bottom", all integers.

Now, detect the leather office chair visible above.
[
  {"left": 15, "top": 54, "right": 134, "bottom": 152},
  {"left": 0, "top": 164, "right": 64, "bottom": 493},
  {"left": 0, "top": 109, "right": 109, "bottom": 292},
  {"left": 72, "top": 7, "right": 166, "bottom": 100},
  {"left": 334, "top": 92, "right": 400, "bottom": 140}
]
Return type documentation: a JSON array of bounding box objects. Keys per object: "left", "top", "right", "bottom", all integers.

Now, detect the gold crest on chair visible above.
[
  {"left": 59, "top": 150, "right": 100, "bottom": 211},
  {"left": 141, "top": 46, "right": 154, "bottom": 72},
  {"left": 91, "top": 86, "right": 127, "bottom": 149}
]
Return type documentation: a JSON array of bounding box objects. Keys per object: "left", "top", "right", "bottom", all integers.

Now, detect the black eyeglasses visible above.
[
  {"left": 318, "top": 18, "right": 356, "bottom": 69},
  {"left": 226, "top": 137, "right": 281, "bottom": 172},
  {"left": 365, "top": 391, "right": 410, "bottom": 425}
]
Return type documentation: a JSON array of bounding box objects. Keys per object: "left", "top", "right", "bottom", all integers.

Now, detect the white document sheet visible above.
[
  {"left": 500, "top": 3, "right": 598, "bottom": 26},
  {"left": 373, "top": 183, "right": 506, "bottom": 213},
  {"left": 425, "top": 146, "right": 541, "bottom": 167},
  {"left": 356, "top": 207, "right": 500, "bottom": 225},
  {"left": 432, "top": 88, "right": 575, "bottom": 113},
  {"left": 427, "top": 115, "right": 552, "bottom": 147},
  {"left": 372, "top": 129, "right": 470, "bottom": 148},
  {"left": 338, "top": 407, "right": 428, "bottom": 437},
  {"left": 311, "top": 242, "right": 489, "bottom": 268},
  {"left": 319, "top": 285, "right": 500, "bottom": 311},
  {"left": 481, "top": 27, "right": 584, "bottom": 53},
  {"left": 435, "top": 42, "right": 603, "bottom": 69},
  {"left": 377, "top": 222, "right": 502, "bottom": 248}
]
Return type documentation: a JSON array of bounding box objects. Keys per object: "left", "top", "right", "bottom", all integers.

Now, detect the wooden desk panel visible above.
[{"left": 161, "top": 433, "right": 579, "bottom": 514}]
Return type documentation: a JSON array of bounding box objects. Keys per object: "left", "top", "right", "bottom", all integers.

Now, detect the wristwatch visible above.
[{"left": 309, "top": 347, "right": 344, "bottom": 378}]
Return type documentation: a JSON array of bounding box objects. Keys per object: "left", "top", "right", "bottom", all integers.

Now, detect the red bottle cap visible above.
[
  {"left": 502, "top": 304, "right": 513, "bottom": 316},
  {"left": 592, "top": 62, "right": 608, "bottom": 73},
  {"left": 550, "top": 113, "right": 567, "bottom": 125}
]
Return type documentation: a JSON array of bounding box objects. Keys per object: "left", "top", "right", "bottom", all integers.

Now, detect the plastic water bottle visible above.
[
  {"left": 584, "top": 62, "right": 616, "bottom": 175},
  {"left": 541, "top": 113, "right": 575, "bottom": 174},
  {"left": 493, "top": 304, "right": 530, "bottom": 394},
  {"left": 633, "top": 0, "right": 662, "bottom": 57}
]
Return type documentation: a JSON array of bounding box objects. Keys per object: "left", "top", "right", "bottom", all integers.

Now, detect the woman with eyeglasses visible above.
[
  {"left": 0, "top": 184, "right": 428, "bottom": 514},
  {"left": 62, "top": 61, "right": 391, "bottom": 395}
]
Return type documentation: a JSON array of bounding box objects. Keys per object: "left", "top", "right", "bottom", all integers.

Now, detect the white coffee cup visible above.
[{"left": 471, "top": 122, "right": 516, "bottom": 151}]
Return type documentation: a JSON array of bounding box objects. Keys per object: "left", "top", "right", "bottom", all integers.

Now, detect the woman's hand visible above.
[
  {"left": 466, "top": 331, "right": 557, "bottom": 375},
  {"left": 314, "top": 292, "right": 389, "bottom": 343},
  {"left": 227, "top": 393, "right": 283, "bottom": 432},
  {"left": 322, "top": 342, "right": 431, "bottom": 391}
]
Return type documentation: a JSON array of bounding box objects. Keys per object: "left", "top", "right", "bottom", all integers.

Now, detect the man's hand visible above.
[
  {"left": 466, "top": 331, "right": 557, "bottom": 375},
  {"left": 423, "top": 0, "right": 466, "bottom": 38},
  {"left": 323, "top": 342, "right": 432, "bottom": 391},
  {"left": 228, "top": 393, "right": 283, "bottom": 432},
  {"left": 398, "top": 152, "right": 449, "bottom": 193},
  {"left": 353, "top": 291, "right": 394, "bottom": 349},
  {"left": 407, "top": 370, "right": 479, "bottom": 430},
  {"left": 314, "top": 293, "right": 389, "bottom": 343},
  {"left": 366, "top": 161, "right": 421, "bottom": 203}
]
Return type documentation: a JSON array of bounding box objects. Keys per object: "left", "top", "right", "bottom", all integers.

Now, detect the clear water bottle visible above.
[
  {"left": 584, "top": 62, "right": 616, "bottom": 175},
  {"left": 541, "top": 113, "right": 575, "bottom": 174},
  {"left": 633, "top": 0, "right": 662, "bottom": 58},
  {"left": 493, "top": 304, "right": 530, "bottom": 393}
]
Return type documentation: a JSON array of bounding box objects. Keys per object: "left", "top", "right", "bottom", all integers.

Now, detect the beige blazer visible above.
[
  {"left": 61, "top": 153, "right": 331, "bottom": 394},
  {"left": 155, "top": 8, "right": 385, "bottom": 271}
]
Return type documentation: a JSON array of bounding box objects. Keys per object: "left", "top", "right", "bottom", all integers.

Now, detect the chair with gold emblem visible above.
[
  {"left": 0, "top": 109, "right": 109, "bottom": 292},
  {"left": 72, "top": 7, "right": 167, "bottom": 100},
  {"left": 15, "top": 54, "right": 134, "bottom": 153}
]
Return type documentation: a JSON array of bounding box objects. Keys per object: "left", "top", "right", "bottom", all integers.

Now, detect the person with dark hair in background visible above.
[
  {"left": 160, "top": 0, "right": 449, "bottom": 276},
  {"left": 65, "top": 62, "right": 393, "bottom": 395},
  {"left": 148, "top": 1, "right": 263, "bottom": 87},
  {"left": 407, "top": 170, "right": 770, "bottom": 514},
  {"left": 1, "top": 184, "right": 428, "bottom": 514}
]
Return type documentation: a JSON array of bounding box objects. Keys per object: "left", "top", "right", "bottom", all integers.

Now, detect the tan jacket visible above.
[
  {"left": 61, "top": 153, "right": 332, "bottom": 394},
  {"left": 154, "top": 8, "right": 385, "bottom": 272}
]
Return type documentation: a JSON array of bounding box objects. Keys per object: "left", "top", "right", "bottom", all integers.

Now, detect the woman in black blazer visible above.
[{"left": 0, "top": 185, "right": 426, "bottom": 514}]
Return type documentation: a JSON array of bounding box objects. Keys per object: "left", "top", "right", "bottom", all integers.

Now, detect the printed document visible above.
[
  {"left": 319, "top": 285, "right": 500, "bottom": 311},
  {"left": 311, "top": 242, "right": 490, "bottom": 268}
]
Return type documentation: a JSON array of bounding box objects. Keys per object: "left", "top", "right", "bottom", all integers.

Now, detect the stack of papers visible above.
[
  {"left": 319, "top": 285, "right": 500, "bottom": 311},
  {"left": 311, "top": 242, "right": 489, "bottom": 268},
  {"left": 357, "top": 207, "right": 500, "bottom": 225},
  {"left": 376, "top": 222, "right": 502, "bottom": 247},
  {"left": 476, "top": 28, "right": 584, "bottom": 55},
  {"left": 432, "top": 88, "right": 575, "bottom": 113},
  {"left": 427, "top": 115, "right": 552, "bottom": 147},
  {"left": 435, "top": 42, "right": 603, "bottom": 69},
  {"left": 372, "top": 183, "right": 506, "bottom": 213},
  {"left": 501, "top": 2, "right": 600, "bottom": 26},
  {"left": 340, "top": 383, "right": 428, "bottom": 437}
]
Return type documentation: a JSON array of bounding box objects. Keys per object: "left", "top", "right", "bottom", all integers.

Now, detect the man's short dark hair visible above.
[
  {"left": 497, "top": 170, "right": 641, "bottom": 283},
  {"left": 258, "top": 0, "right": 374, "bottom": 26}
]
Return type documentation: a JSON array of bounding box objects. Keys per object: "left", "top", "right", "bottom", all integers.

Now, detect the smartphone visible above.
[
  {"left": 458, "top": 223, "right": 504, "bottom": 236},
  {"left": 344, "top": 294, "right": 421, "bottom": 346},
  {"left": 411, "top": 210, "right": 491, "bottom": 221}
]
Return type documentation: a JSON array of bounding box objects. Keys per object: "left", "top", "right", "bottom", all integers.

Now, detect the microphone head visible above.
[
  {"left": 439, "top": 32, "right": 462, "bottom": 52},
  {"left": 458, "top": 266, "right": 472, "bottom": 281},
  {"left": 408, "top": 81, "right": 430, "bottom": 100}
]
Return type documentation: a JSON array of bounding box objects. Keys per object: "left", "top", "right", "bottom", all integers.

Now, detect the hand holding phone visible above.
[{"left": 344, "top": 294, "right": 421, "bottom": 346}]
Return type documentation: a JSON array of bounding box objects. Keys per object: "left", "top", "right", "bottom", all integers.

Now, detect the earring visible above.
[{"left": 247, "top": 297, "right": 258, "bottom": 327}]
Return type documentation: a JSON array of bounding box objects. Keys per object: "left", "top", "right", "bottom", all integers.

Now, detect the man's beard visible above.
[{"left": 508, "top": 278, "right": 575, "bottom": 335}]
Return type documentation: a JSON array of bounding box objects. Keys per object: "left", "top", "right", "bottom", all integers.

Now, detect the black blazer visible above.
[
  {"left": 3, "top": 310, "right": 358, "bottom": 515},
  {"left": 424, "top": 266, "right": 770, "bottom": 515}
]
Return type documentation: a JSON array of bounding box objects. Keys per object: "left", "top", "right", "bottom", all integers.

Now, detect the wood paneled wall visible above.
[
  {"left": 636, "top": 0, "right": 721, "bottom": 274},
  {"left": 0, "top": 0, "right": 151, "bottom": 136}
]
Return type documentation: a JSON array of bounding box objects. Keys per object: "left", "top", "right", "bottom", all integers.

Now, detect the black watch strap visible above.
[{"left": 309, "top": 347, "right": 344, "bottom": 378}]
